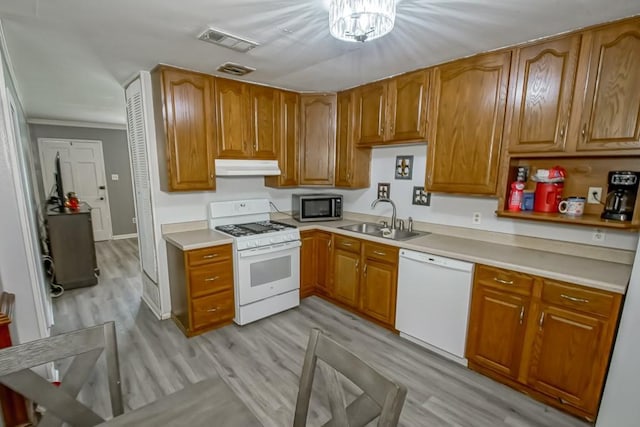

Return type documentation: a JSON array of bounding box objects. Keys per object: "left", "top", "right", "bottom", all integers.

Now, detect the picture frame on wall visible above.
[{"left": 395, "top": 155, "right": 413, "bottom": 180}]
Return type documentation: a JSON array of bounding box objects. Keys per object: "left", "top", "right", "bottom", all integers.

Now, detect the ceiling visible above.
[{"left": 1, "top": 0, "right": 639, "bottom": 126}]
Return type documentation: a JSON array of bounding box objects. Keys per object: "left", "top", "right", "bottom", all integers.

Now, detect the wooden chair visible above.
[
  {"left": 294, "top": 328, "right": 407, "bottom": 427},
  {"left": 0, "top": 321, "right": 123, "bottom": 426}
]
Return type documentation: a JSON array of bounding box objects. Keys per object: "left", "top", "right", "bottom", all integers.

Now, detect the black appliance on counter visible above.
[{"left": 601, "top": 171, "right": 640, "bottom": 221}]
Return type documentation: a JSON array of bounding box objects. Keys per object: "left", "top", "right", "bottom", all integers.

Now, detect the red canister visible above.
[{"left": 534, "top": 182, "right": 564, "bottom": 213}]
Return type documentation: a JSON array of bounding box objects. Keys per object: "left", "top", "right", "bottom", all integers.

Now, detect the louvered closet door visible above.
[{"left": 126, "top": 78, "right": 158, "bottom": 283}]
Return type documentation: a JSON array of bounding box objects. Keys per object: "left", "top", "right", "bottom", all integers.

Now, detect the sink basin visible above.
[
  {"left": 338, "top": 222, "right": 383, "bottom": 235},
  {"left": 338, "top": 222, "right": 429, "bottom": 241}
]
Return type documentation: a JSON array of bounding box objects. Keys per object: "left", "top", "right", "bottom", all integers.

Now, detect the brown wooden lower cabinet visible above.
[
  {"left": 466, "top": 264, "right": 622, "bottom": 421},
  {"left": 300, "top": 230, "right": 333, "bottom": 298},
  {"left": 167, "top": 243, "right": 235, "bottom": 337},
  {"left": 299, "top": 231, "right": 399, "bottom": 329}
]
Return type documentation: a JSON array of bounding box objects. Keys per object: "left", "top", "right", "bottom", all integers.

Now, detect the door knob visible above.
[
  {"left": 100, "top": 197, "right": 105, "bottom": 200},
  {"left": 99, "top": 185, "right": 106, "bottom": 190}
]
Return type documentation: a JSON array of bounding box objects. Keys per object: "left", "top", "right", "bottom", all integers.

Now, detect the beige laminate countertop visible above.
[{"left": 163, "top": 218, "right": 632, "bottom": 294}]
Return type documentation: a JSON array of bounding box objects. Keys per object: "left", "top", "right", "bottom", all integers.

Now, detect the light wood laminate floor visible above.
[{"left": 53, "top": 238, "right": 589, "bottom": 427}]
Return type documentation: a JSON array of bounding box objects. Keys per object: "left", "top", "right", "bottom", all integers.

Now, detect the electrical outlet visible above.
[
  {"left": 132, "top": 217, "right": 137, "bottom": 224},
  {"left": 472, "top": 212, "right": 482, "bottom": 224},
  {"left": 592, "top": 228, "right": 606, "bottom": 242},
  {"left": 588, "top": 187, "right": 602, "bottom": 204},
  {"left": 377, "top": 182, "right": 390, "bottom": 199}
]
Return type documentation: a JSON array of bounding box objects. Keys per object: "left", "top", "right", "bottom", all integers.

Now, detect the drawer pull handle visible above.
[
  {"left": 342, "top": 242, "right": 353, "bottom": 247},
  {"left": 519, "top": 306, "right": 525, "bottom": 325},
  {"left": 205, "top": 276, "right": 220, "bottom": 282},
  {"left": 206, "top": 308, "right": 218, "bottom": 313},
  {"left": 373, "top": 250, "right": 387, "bottom": 256},
  {"left": 493, "top": 278, "right": 514, "bottom": 285},
  {"left": 560, "top": 294, "right": 589, "bottom": 303},
  {"left": 363, "top": 264, "right": 367, "bottom": 276},
  {"left": 539, "top": 311, "right": 546, "bottom": 330},
  {"left": 203, "top": 254, "right": 218, "bottom": 259}
]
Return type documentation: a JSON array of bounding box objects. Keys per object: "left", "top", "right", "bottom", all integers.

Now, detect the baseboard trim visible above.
[{"left": 112, "top": 233, "right": 137, "bottom": 240}]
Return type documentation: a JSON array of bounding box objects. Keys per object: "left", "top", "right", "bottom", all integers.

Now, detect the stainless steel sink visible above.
[
  {"left": 338, "top": 222, "right": 429, "bottom": 241},
  {"left": 338, "top": 222, "right": 383, "bottom": 235}
]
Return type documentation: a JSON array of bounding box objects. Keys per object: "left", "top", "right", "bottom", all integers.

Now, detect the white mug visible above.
[{"left": 558, "top": 197, "right": 586, "bottom": 216}]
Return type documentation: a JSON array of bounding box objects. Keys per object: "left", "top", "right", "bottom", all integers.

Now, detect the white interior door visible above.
[{"left": 38, "top": 138, "right": 113, "bottom": 241}]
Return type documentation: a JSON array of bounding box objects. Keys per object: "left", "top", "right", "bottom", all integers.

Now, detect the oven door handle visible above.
[{"left": 238, "top": 240, "right": 301, "bottom": 258}]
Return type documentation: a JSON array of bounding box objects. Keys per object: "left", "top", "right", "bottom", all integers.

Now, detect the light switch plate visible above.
[
  {"left": 377, "top": 182, "right": 390, "bottom": 199},
  {"left": 412, "top": 186, "right": 431, "bottom": 206},
  {"left": 111, "top": 174, "right": 119, "bottom": 181}
]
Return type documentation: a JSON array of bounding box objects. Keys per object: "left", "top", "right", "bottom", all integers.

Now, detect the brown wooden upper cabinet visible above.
[
  {"left": 506, "top": 35, "right": 582, "bottom": 153},
  {"left": 151, "top": 66, "right": 216, "bottom": 191},
  {"left": 355, "top": 70, "right": 430, "bottom": 146},
  {"left": 265, "top": 90, "right": 299, "bottom": 188},
  {"left": 508, "top": 19, "right": 640, "bottom": 155},
  {"left": 335, "top": 90, "right": 371, "bottom": 188},
  {"left": 427, "top": 52, "right": 511, "bottom": 195},
  {"left": 299, "top": 94, "right": 337, "bottom": 186},
  {"left": 215, "top": 79, "right": 278, "bottom": 160},
  {"left": 572, "top": 19, "right": 640, "bottom": 152}
]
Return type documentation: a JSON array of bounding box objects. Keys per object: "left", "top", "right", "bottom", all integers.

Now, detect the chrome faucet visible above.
[{"left": 371, "top": 197, "right": 398, "bottom": 230}]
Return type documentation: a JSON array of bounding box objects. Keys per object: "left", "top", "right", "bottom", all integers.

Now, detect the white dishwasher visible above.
[{"left": 395, "top": 249, "right": 474, "bottom": 365}]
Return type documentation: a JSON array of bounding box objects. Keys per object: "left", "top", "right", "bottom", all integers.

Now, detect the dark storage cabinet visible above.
[{"left": 46, "top": 206, "right": 98, "bottom": 289}]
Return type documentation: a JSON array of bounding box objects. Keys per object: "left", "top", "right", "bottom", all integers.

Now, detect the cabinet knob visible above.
[
  {"left": 581, "top": 124, "right": 587, "bottom": 139},
  {"left": 559, "top": 126, "right": 565, "bottom": 139}
]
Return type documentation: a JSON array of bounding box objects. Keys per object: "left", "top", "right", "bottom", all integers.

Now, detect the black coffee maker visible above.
[{"left": 601, "top": 171, "right": 640, "bottom": 221}]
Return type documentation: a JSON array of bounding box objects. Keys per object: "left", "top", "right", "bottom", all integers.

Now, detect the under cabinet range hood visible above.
[{"left": 214, "top": 159, "right": 281, "bottom": 176}]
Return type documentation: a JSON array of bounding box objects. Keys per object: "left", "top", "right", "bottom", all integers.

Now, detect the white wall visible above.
[
  {"left": 596, "top": 238, "right": 640, "bottom": 426},
  {"left": 0, "top": 29, "right": 49, "bottom": 343},
  {"left": 342, "top": 145, "right": 638, "bottom": 251}
]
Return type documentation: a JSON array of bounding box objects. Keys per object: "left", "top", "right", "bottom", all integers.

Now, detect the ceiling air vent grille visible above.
[
  {"left": 217, "top": 62, "right": 256, "bottom": 77},
  {"left": 198, "top": 27, "right": 259, "bottom": 53}
]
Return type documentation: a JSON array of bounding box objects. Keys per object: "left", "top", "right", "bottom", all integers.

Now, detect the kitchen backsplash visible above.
[{"left": 152, "top": 144, "right": 638, "bottom": 252}]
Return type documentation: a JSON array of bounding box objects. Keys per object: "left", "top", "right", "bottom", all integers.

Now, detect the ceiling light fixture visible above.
[{"left": 329, "top": 0, "right": 396, "bottom": 43}]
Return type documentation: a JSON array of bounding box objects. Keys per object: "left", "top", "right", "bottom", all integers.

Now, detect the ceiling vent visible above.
[
  {"left": 217, "top": 62, "right": 256, "bottom": 77},
  {"left": 198, "top": 27, "right": 259, "bottom": 53}
]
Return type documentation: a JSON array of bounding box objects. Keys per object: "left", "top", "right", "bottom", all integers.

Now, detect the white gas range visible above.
[{"left": 209, "top": 199, "right": 301, "bottom": 325}]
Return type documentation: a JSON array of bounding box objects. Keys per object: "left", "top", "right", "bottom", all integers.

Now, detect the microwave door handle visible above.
[
  {"left": 331, "top": 199, "right": 336, "bottom": 217},
  {"left": 239, "top": 240, "right": 301, "bottom": 258}
]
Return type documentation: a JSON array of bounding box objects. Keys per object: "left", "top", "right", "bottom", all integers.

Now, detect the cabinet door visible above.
[
  {"left": 466, "top": 284, "right": 529, "bottom": 380},
  {"left": 387, "top": 70, "right": 429, "bottom": 142},
  {"left": 332, "top": 248, "right": 360, "bottom": 307},
  {"left": 335, "top": 91, "right": 371, "bottom": 189},
  {"left": 575, "top": 20, "right": 640, "bottom": 151},
  {"left": 249, "top": 85, "right": 278, "bottom": 159},
  {"left": 527, "top": 304, "right": 605, "bottom": 413},
  {"left": 159, "top": 68, "right": 216, "bottom": 190},
  {"left": 300, "top": 230, "right": 316, "bottom": 298},
  {"left": 508, "top": 35, "right": 581, "bottom": 153},
  {"left": 360, "top": 258, "right": 397, "bottom": 326},
  {"left": 266, "top": 91, "right": 299, "bottom": 187},
  {"left": 215, "top": 78, "right": 250, "bottom": 158},
  {"left": 315, "top": 231, "right": 333, "bottom": 296},
  {"left": 355, "top": 82, "right": 387, "bottom": 145},
  {"left": 427, "top": 51, "right": 511, "bottom": 195},
  {"left": 299, "top": 95, "right": 336, "bottom": 186}
]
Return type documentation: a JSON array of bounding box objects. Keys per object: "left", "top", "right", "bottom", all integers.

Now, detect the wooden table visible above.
[{"left": 99, "top": 377, "right": 263, "bottom": 426}]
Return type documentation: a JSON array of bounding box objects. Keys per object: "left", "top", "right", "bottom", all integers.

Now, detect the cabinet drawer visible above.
[
  {"left": 334, "top": 235, "right": 361, "bottom": 253},
  {"left": 475, "top": 264, "right": 534, "bottom": 295},
  {"left": 363, "top": 242, "right": 398, "bottom": 263},
  {"left": 191, "top": 290, "right": 234, "bottom": 330},
  {"left": 189, "top": 262, "right": 233, "bottom": 298},
  {"left": 542, "top": 280, "right": 616, "bottom": 317},
  {"left": 187, "top": 244, "right": 232, "bottom": 267}
]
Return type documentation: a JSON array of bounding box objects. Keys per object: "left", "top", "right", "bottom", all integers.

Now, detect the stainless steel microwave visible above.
[{"left": 292, "top": 193, "right": 343, "bottom": 222}]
